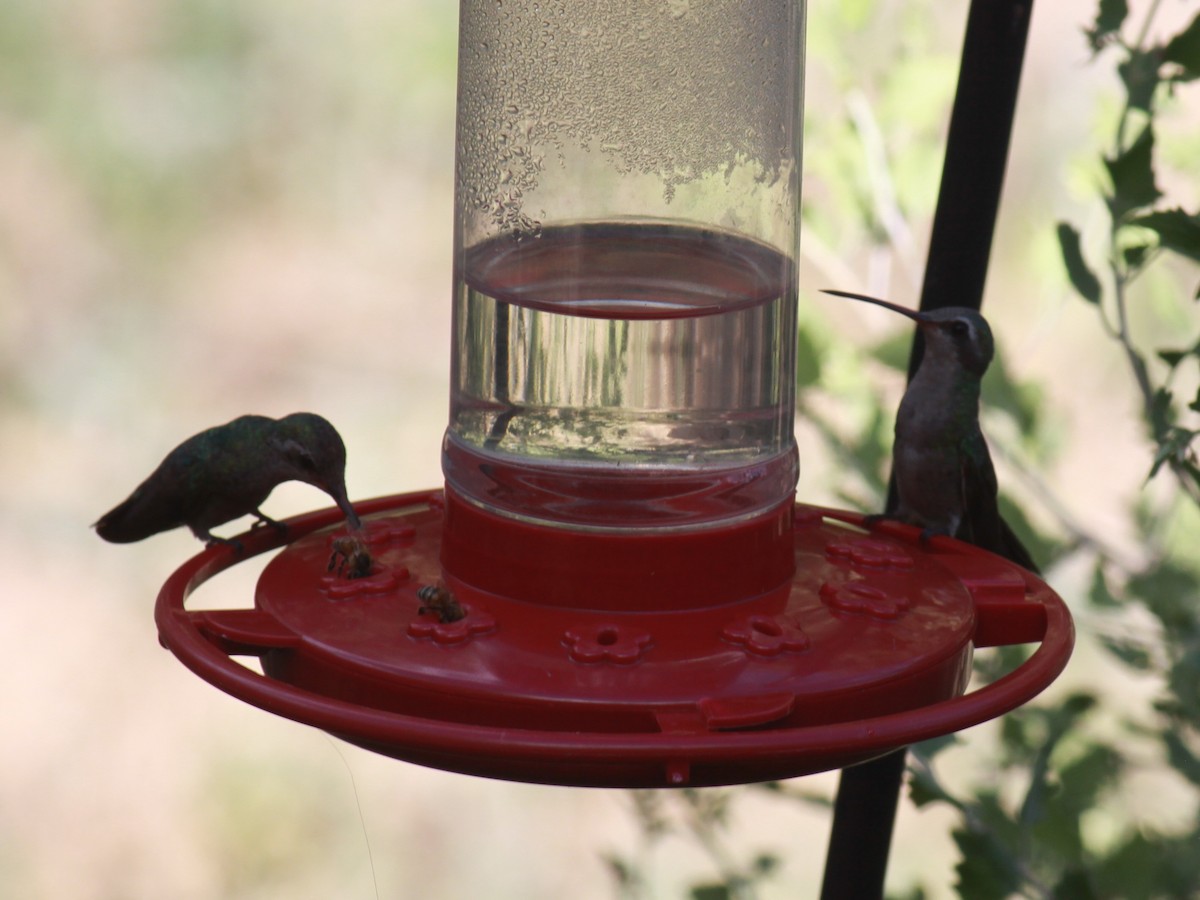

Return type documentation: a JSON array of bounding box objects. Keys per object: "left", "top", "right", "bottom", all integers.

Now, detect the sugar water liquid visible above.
[{"left": 444, "top": 221, "right": 798, "bottom": 530}]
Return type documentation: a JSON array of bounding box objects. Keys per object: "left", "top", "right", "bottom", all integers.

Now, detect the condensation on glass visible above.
[{"left": 445, "top": 0, "right": 805, "bottom": 531}]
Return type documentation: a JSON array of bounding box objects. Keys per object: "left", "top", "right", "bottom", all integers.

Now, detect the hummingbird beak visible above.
[
  {"left": 821, "top": 289, "right": 930, "bottom": 324},
  {"left": 324, "top": 479, "right": 363, "bottom": 531}
]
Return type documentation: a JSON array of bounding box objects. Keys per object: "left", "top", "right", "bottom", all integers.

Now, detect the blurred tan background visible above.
[{"left": 2, "top": 1, "right": 1195, "bottom": 897}]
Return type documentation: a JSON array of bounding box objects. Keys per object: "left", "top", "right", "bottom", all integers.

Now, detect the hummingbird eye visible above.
[{"left": 949, "top": 320, "right": 970, "bottom": 338}]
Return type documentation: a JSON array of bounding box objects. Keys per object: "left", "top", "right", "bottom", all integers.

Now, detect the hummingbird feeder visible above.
[{"left": 155, "top": 0, "right": 1071, "bottom": 872}]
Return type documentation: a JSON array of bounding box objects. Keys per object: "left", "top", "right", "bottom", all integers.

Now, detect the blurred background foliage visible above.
[{"left": 1, "top": 0, "right": 1198, "bottom": 898}]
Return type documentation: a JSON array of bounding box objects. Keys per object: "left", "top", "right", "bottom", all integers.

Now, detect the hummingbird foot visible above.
[
  {"left": 916, "top": 527, "right": 956, "bottom": 548},
  {"left": 250, "top": 510, "right": 289, "bottom": 537},
  {"left": 861, "top": 513, "right": 954, "bottom": 549},
  {"left": 198, "top": 531, "right": 244, "bottom": 554}
]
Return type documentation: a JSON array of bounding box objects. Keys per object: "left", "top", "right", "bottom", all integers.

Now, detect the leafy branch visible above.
[
  {"left": 899, "top": 4, "right": 1200, "bottom": 898},
  {"left": 1058, "top": 1, "right": 1200, "bottom": 508},
  {"left": 908, "top": 4, "right": 1200, "bottom": 898}
]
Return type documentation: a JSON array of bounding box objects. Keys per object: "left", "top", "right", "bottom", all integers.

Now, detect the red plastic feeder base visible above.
[{"left": 155, "top": 490, "right": 1072, "bottom": 788}]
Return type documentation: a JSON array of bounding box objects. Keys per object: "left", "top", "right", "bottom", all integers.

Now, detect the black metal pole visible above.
[
  {"left": 821, "top": 2, "right": 1033, "bottom": 898},
  {"left": 910, "top": 0, "right": 1034, "bottom": 347},
  {"left": 819, "top": 748, "right": 907, "bottom": 900}
]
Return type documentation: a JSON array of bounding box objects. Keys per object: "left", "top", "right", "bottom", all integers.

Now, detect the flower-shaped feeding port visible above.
[
  {"left": 722, "top": 614, "right": 810, "bottom": 657},
  {"left": 825, "top": 537, "right": 914, "bottom": 571},
  {"left": 408, "top": 602, "right": 496, "bottom": 646},
  {"left": 564, "top": 624, "right": 652, "bottom": 664},
  {"left": 321, "top": 566, "right": 406, "bottom": 600},
  {"left": 820, "top": 580, "right": 912, "bottom": 620},
  {"left": 319, "top": 518, "right": 417, "bottom": 598}
]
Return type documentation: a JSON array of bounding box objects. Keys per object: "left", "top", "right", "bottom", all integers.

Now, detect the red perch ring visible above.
[{"left": 155, "top": 490, "right": 1073, "bottom": 788}]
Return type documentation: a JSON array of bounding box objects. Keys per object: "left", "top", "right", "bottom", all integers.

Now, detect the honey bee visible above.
[
  {"left": 416, "top": 582, "right": 466, "bottom": 623},
  {"left": 327, "top": 534, "right": 373, "bottom": 579}
]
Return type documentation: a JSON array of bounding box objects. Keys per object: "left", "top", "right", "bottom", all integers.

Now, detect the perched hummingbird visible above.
[
  {"left": 94, "top": 412, "right": 362, "bottom": 548},
  {"left": 822, "top": 289, "right": 1038, "bottom": 572}
]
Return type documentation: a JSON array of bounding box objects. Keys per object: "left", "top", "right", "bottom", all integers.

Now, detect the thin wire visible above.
[{"left": 326, "top": 736, "right": 380, "bottom": 900}]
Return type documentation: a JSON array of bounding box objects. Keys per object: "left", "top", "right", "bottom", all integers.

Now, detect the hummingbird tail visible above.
[
  {"left": 93, "top": 489, "right": 182, "bottom": 543},
  {"left": 998, "top": 517, "right": 1040, "bottom": 574}
]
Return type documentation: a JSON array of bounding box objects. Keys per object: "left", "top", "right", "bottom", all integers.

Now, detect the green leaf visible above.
[
  {"left": 1148, "top": 386, "right": 1175, "bottom": 445},
  {"left": 1157, "top": 349, "right": 1188, "bottom": 369},
  {"left": 1097, "top": 831, "right": 1200, "bottom": 898},
  {"left": 1100, "top": 634, "right": 1154, "bottom": 670},
  {"left": 1088, "top": 563, "right": 1121, "bottom": 609},
  {"left": 752, "top": 853, "right": 780, "bottom": 875},
  {"left": 1057, "top": 743, "right": 1123, "bottom": 814},
  {"left": 1127, "top": 208, "right": 1200, "bottom": 262},
  {"left": 1053, "top": 869, "right": 1100, "bottom": 900},
  {"left": 1105, "top": 126, "right": 1161, "bottom": 220},
  {"left": 854, "top": 403, "right": 892, "bottom": 498},
  {"left": 1017, "top": 746, "right": 1053, "bottom": 835},
  {"left": 1029, "top": 791, "right": 1088, "bottom": 868},
  {"left": 975, "top": 644, "right": 1034, "bottom": 685},
  {"left": 1149, "top": 426, "right": 1197, "bottom": 480},
  {"left": 1186, "top": 460, "right": 1200, "bottom": 491},
  {"left": 1059, "top": 692, "right": 1099, "bottom": 720},
  {"left": 690, "top": 884, "right": 732, "bottom": 900},
  {"left": 795, "top": 324, "right": 823, "bottom": 390},
  {"left": 1000, "top": 709, "right": 1042, "bottom": 759},
  {"left": 870, "top": 329, "right": 915, "bottom": 372},
  {"left": 1163, "top": 11, "right": 1200, "bottom": 81},
  {"left": 1118, "top": 48, "right": 1162, "bottom": 112},
  {"left": 602, "top": 854, "right": 636, "bottom": 888},
  {"left": 1165, "top": 655, "right": 1200, "bottom": 731},
  {"left": 1127, "top": 562, "right": 1200, "bottom": 635},
  {"left": 915, "top": 733, "right": 960, "bottom": 761},
  {"left": 953, "top": 826, "right": 1021, "bottom": 900},
  {"left": 1163, "top": 730, "right": 1200, "bottom": 786},
  {"left": 1085, "top": 0, "right": 1128, "bottom": 52},
  {"left": 982, "top": 348, "right": 1043, "bottom": 436},
  {"left": 907, "top": 761, "right": 957, "bottom": 809},
  {"left": 1122, "top": 242, "right": 1152, "bottom": 271},
  {"left": 972, "top": 792, "right": 1022, "bottom": 844},
  {"left": 1057, "top": 222, "right": 1103, "bottom": 304}
]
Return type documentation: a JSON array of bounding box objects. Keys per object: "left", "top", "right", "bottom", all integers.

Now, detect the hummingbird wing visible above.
[
  {"left": 93, "top": 439, "right": 217, "bottom": 543},
  {"left": 94, "top": 415, "right": 285, "bottom": 544},
  {"left": 959, "top": 428, "right": 1040, "bottom": 573}
]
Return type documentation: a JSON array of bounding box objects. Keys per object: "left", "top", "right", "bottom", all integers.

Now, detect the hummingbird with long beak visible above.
[
  {"left": 822, "top": 290, "right": 1038, "bottom": 572},
  {"left": 94, "top": 412, "right": 362, "bottom": 549}
]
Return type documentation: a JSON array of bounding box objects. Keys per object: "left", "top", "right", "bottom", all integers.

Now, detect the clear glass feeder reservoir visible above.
[{"left": 442, "top": 0, "right": 805, "bottom": 606}]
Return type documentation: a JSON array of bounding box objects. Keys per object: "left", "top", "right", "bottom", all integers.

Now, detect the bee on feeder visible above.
[{"left": 417, "top": 583, "right": 466, "bottom": 623}]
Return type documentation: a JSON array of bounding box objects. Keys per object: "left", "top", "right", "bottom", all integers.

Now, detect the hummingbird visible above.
[
  {"left": 822, "top": 289, "right": 1038, "bottom": 572},
  {"left": 94, "top": 412, "right": 362, "bottom": 549}
]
